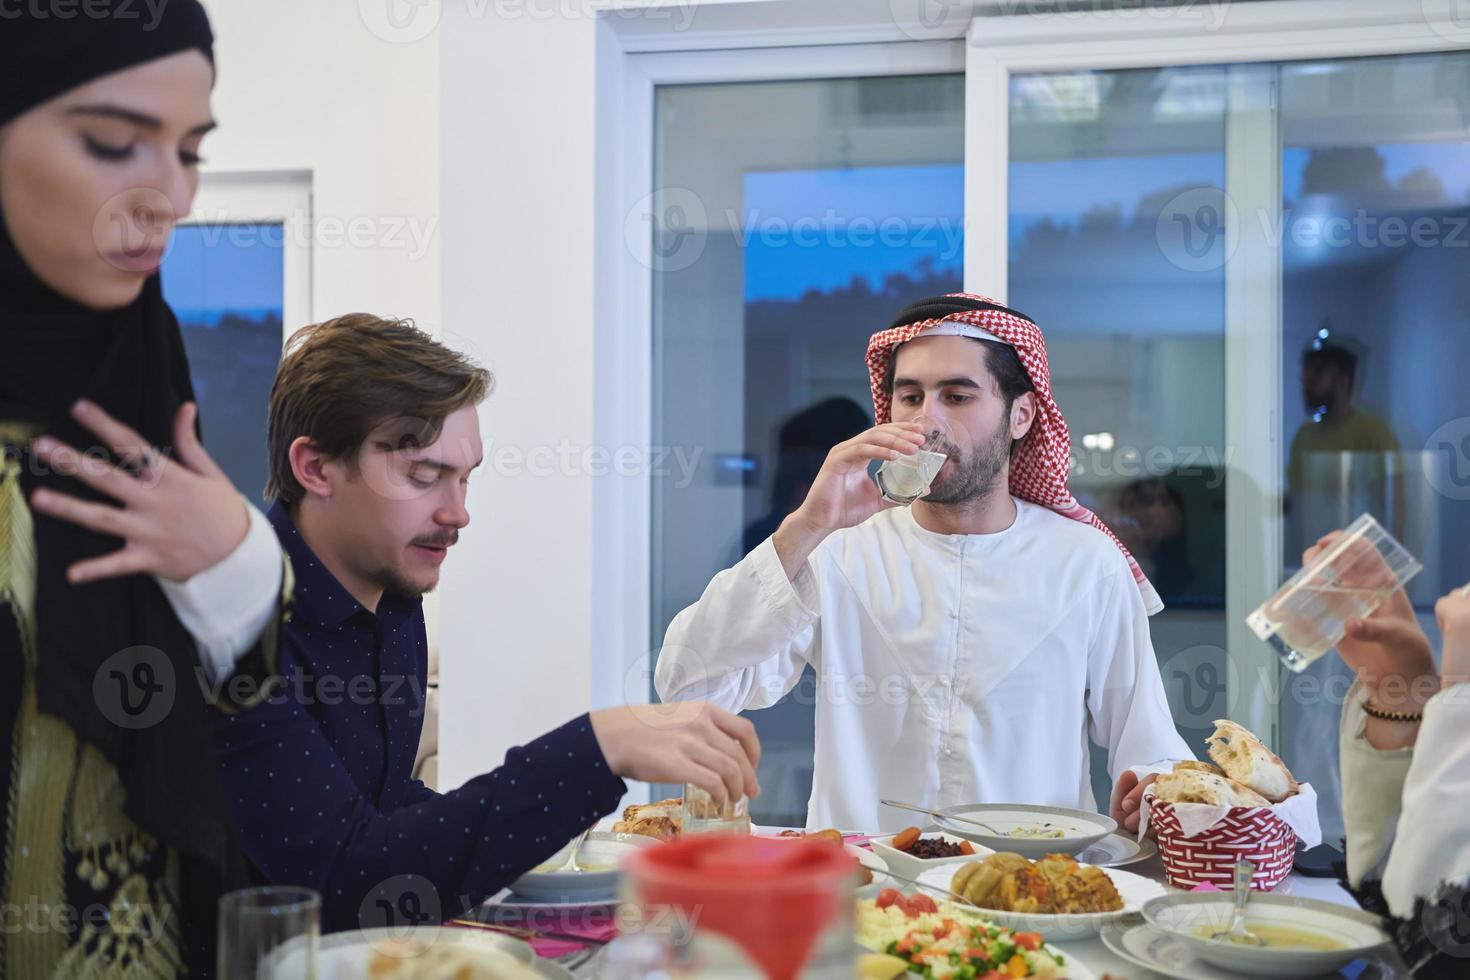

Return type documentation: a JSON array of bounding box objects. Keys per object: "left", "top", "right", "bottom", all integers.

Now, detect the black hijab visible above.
[{"left": 0, "top": 3, "right": 257, "bottom": 969}]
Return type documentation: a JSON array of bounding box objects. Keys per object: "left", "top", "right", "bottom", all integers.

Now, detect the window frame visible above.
[
  {"left": 184, "top": 169, "right": 314, "bottom": 341},
  {"left": 596, "top": 41, "right": 966, "bottom": 750}
]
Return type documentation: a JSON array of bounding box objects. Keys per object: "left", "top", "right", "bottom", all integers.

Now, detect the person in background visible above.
[
  {"left": 1287, "top": 338, "right": 1403, "bottom": 549},
  {"left": 212, "top": 314, "right": 761, "bottom": 931},
  {"left": 0, "top": 6, "right": 287, "bottom": 975},
  {"left": 1113, "top": 477, "right": 1193, "bottom": 601},
  {"left": 741, "top": 397, "right": 872, "bottom": 557},
  {"left": 657, "top": 293, "right": 1190, "bottom": 833},
  {"left": 1308, "top": 528, "right": 1470, "bottom": 976}
]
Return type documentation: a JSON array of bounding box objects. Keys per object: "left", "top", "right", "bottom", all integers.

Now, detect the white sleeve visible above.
[
  {"left": 1381, "top": 683, "right": 1470, "bottom": 917},
  {"left": 1085, "top": 568, "right": 1195, "bottom": 781},
  {"left": 654, "top": 535, "right": 819, "bottom": 713},
  {"left": 156, "top": 499, "right": 283, "bottom": 686},
  {"left": 1338, "top": 679, "right": 1413, "bottom": 891}
]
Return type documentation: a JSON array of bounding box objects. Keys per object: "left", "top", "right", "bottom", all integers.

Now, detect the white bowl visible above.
[
  {"left": 1142, "top": 892, "right": 1391, "bottom": 978},
  {"left": 508, "top": 832, "right": 654, "bottom": 902},
  {"left": 869, "top": 831, "right": 991, "bottom": 880},
  {"left": 918, "top": 863, "right": 1166, "bottom": 940},
  {"left": 936, "top": 804, "right": 1116, "bottom": 859}
]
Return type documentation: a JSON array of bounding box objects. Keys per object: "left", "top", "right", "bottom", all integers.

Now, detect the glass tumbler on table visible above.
[{"left": 217, "top": 885, "right": 319, "bottom": 980}]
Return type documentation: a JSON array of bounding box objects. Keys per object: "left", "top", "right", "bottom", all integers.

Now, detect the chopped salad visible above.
[{"left": 857, "top": 890, "right": 1067, "bottom": 979}]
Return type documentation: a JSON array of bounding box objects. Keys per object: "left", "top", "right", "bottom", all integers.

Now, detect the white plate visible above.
[
  {"left": 1142, "top": 892, "right": 1392, "bottom": 978},
  {"left": 1074, "top": 832, "right": 1158, "bottom": 868},
  {"left": 869, "top": 831, "right": 992, "bottom": 880},
  {"left": 916, "top": 861, "right": 1166, "bottom": 940},
  {"left": 856, "top": 916, "right": 1100, "bottom": 980},
  {"left": 269, "top": 925, "right": 574, "bottom": 979},
  {"left": 1100, "top": 921, "right": 1404, "bottom": 980},
  {"left": 937, "top": 804, "right": 1117, "bottom": 859},
  {"left": 508, "top": 832, "right": 654, "bottom": 902},
  {"left": 850, "top": 844, "right": 892, "bottom": 900}
]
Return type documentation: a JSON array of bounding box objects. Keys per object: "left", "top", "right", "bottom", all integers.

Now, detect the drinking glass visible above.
[
  {"left": 1247, "top": 513, "right": 1422, "bottom": 672},
  {"left": 874, "top": 416, "right": 954, "bottom": 505},
  {"left": 217, "top": 886, "right": 320, "bottom": 980}
]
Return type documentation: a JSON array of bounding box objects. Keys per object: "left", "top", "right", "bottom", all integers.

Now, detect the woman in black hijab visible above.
[{"left": 0, "top": 6, "right": 287, "bottom": 977}]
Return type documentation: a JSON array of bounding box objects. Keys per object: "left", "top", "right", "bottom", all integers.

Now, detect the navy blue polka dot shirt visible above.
[{"left": 210, "top": 503, "right": 628, "bottom": 932}]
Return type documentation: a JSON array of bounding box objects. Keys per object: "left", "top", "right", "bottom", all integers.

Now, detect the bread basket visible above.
[{"left": 1149, "top": 798, "right": 1297, "bottom": 891}]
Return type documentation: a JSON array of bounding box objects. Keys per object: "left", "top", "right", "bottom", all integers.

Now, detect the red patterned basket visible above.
[{"left": 1150, "top": 799, "right": 1297, "bottom": 891}]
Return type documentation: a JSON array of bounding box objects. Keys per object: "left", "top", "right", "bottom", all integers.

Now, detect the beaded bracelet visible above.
[{"left": 1361, "top": 698, "right": 1424, "bottom": 723}]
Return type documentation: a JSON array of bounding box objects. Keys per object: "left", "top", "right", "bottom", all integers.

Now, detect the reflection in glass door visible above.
[
  {"left": 1006, "top": 66, "right": 1229, "bottom": 811},
  {"left": 1004, "top": 47, "right": 1470, "bottom": 846},
  {"left": 651, "top": 73, "right": 965, "bottom": 825},
  {"left": 1277, "top": 49, "right": 1470, "bottom": 846}
]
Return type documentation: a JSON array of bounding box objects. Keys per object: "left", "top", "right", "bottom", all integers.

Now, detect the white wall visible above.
[
  {"left": 200, "top": 0, "right": 441, "bottom": 330},
  {"left": 197, "top": 0, "right": 444, "bottom": 642},
  {"left": 436, "top": 4, "right": 607, "bottom": 790}
]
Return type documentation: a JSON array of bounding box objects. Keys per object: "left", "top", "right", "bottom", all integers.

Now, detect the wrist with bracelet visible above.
[{"left": 1360, "top": 672, "right": 1439, "bottom": 724}]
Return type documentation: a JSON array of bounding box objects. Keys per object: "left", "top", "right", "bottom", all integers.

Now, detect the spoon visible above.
[
  {"left": 1210, "top": 860, "right": 1265, "bottom": 946},
  {"left": 557, "top": 827, "right": 593, "bottom": 873},
  {"left": 880, "top": 799, "right": 1003, "bottom": 835}
]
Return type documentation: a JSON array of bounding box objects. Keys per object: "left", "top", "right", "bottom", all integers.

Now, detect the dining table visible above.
[{"left": 471, "top": 817, "right": 1402, "bottom": 978}]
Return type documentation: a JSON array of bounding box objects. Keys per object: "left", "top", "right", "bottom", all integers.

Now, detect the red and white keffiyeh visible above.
[{"left": 865, "top": 292, "right": 1164, "bottom": 615}]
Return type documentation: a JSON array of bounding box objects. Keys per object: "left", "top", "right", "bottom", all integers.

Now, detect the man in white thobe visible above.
[{"left": 656, "top": 293, "right": 1191, "bottom": 833}]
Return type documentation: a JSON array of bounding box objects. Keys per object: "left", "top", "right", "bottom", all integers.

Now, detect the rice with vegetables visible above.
[{"left": 857, "top": 892, "right": 1067, "bottom": 978}]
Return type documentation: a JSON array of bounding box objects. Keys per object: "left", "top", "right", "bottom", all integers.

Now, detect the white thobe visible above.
[{"left": 656, "top": 499, "right": 1192, "bottom": 832}]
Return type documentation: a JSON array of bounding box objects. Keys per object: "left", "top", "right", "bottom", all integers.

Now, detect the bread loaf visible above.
[{"left": 1206, "top": 719, "right": 1299, "bottom": 803}]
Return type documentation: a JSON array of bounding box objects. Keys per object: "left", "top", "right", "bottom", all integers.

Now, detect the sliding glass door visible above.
[
  {"left": 650, "top": 70, "right": 965, "bottom": 825},
  {"left": 1001, "top": 48, "right": 1470, "bottom": 844}
]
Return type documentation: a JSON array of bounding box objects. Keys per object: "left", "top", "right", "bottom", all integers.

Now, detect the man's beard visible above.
[
  {"left": 922, "top": 413, "right": 1012, "bottom": 505},
  {"left": 374, "top": 566, "right": 437, "bottom": 601},
  {"left": 371, "top": 531, "right": 458, "bottom": 600}
]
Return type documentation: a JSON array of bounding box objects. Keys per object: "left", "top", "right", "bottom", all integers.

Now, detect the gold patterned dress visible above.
[{"left": 1, "top": 423, "right": 288, "bottom": 979}]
